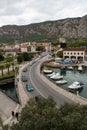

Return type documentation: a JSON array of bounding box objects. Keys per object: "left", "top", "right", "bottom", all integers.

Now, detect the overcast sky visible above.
[{"left": 0, "top": 0, "right": 87, "bottom": 27}]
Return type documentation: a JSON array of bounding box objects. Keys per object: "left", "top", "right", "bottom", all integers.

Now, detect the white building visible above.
[
  {"left": 20, "top": 44, "right": 28, "bottom": 52},
  {"left": 63, "top": 48, "right": 87, "bottom": 61}
]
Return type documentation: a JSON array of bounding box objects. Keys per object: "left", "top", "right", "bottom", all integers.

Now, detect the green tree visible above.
[
  {"left": 57, "top": 51, "right": 63, "bottom": 58},
  {"left": 5, "top": 63, "right": 11, "bottom": 74},
  {"left": 17, "top": 55, "right": 23, "bottom": 64},
  {"left": 22, "top": 52, "right": 33, "bottom": 61},
  {"left": 51, "top": 40, "right": 60, "bottom": 46},
  {"left": 11, "top": 62, "right": 15, "bottom": 71},
  {"left": 0, "top": 54, "right": 4, "bottom": 61},
  {"left": 0, "top": 117, "right": 9, "bottom": 130},
  {"left": 0, "top": 65, "right": 4, "bottom": 76},
  {"left": 22, "top": 52, "right": 29, "bottom": 61},
  {"left": 10, "top": 97, "right": 87, "bottom": 130},
  {"left": 36, "top": 46, "right": 44, "bottom": 51},
  {"left": 5, "top": 55, "right": 14, "bottom": 63}
]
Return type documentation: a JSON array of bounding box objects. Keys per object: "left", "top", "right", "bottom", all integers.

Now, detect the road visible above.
[
  {"left": 25, "top": 55, "right": 73, "bottom": 106},
  {"left": 21, "top": 55, "right": 87, "bottom": 107}
]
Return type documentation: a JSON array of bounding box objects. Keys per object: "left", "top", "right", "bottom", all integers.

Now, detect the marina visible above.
[{"left": 44, "top": 65, "right": 87, "bottom": 99}]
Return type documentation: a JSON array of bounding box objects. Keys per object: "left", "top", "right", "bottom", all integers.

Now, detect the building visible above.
[
  {"left": 20, "top": 42, "right": 51, "bottom": 53},
  {"left": 20, "top": 44, "right": 28, "bottom": 52},
  {"left": 63, "top": 47, "right": 87, "bottom": 61}
]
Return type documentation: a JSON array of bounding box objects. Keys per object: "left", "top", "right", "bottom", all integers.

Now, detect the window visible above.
[{"left": 81, "top": 52, "right": 83, "bottom": 55}]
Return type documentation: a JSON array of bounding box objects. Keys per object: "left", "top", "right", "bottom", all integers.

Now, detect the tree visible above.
[
  {"left": 10, "top": 97, "right": 87, "bottom": 130},
  {"left": 17, "top": 55, "right": 23, "bottom": 64},
  {"left": 5, "top": 55, "right": 14, "bottom": 63},
  {"left": 36, "top": 46, "right": 44, "bottom": 52},
  {"left": 11, "top": 62, "right": 15, "bottom": 71},
  {"left": 0, "top": 65, "right": 4, "bottom": 76},
  {"left": 57, "top": 51, "right": 63, "bottom": 58},
  {"left": 0, "top": 54, "right": 4, "bottom": 61},
  {"left": 0, "top": 117, "right": 9, "bottom": 130},
  {"left": 5, "top": 63, "right": 11, "bottom": 74},
  {"left": 22, "top": 52, "right": 29, "bottom": 61}
]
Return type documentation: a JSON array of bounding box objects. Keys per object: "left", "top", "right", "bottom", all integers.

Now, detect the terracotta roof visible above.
[
  {"left": 21, "top": 44, "right": 27, "bottom": 48},
  {"left": 63, "top": 48, "right": 85, "bottom": 51}
]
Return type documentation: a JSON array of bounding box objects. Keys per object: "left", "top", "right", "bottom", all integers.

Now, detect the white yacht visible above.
[
  {"left": 68, "top": 82, "right": 83, "bottom": 90},
  {"left": 56, "top": 80, "right": 67, "bottom": 85},
  {"left": 50, "top": 72, "right": 60, "bottom": 78}
]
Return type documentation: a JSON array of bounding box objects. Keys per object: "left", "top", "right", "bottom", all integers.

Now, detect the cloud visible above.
[{"left": 0, "top": 0, "right": 87, "bottom": 26}]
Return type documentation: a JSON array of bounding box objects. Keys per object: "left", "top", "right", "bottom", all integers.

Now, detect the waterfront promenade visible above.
[
  {"left": 0, "top": 63, "right": 29, "bottom": 126},
  {"left": 0, "top": 91, "right": 17, "bottom": 122}
]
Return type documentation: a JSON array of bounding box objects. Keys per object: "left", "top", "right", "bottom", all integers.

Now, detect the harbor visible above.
[{"left": 43, "top": 63, "right": 87, "bottom": 99}]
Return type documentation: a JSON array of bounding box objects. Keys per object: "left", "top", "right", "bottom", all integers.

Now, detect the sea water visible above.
[{"left": 52, "top": 66, "right": 87, "bottom": 98}]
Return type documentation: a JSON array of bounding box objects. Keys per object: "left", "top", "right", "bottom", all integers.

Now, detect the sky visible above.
[{"left": 0, "top": 0, "right": 87, "bottom": 27}]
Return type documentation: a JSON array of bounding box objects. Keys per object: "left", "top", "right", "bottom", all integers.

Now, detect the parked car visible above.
[
  {"left": 21, "top": 76, "right": 28, "bottom": 82},
  {"left": 23, "top": 68, "right": 27, "bottom": 72},
  {"left": 26, "top": 84, "right": 34, "bottom": 92}
]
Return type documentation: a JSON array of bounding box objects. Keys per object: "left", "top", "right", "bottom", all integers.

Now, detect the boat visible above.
[
  {"left": 43, "top": 69, "right": 53, "bottom": 74},
  {"left": 50, "top": 74, "right": 63, "bottom": 80},
  {"left": 56, "top": 80, "right": 67, "bottom": 85},
  {"left": 68, "top": 82, "right": 83, "bottom": 90},
  {"left": 78, "top": 65, "right": 83, "bottom": 71},
  {"left": 47, "top": 72, "right": 56, "bottom": 77},
  {"left": 67, "top": 66, "right": 73, "bottom": 70},
  {"left": 50, "top": 72, "right": 60, "bottom": 78}
]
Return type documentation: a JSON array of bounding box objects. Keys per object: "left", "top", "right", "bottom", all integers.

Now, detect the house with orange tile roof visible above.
[{"left": 20, "top": 44, "right": 28, "bottom": 52}]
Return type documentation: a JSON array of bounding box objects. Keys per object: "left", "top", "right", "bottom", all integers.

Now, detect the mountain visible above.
[{"left": 0, "top": 15, "right": 87, "bottom": 43}]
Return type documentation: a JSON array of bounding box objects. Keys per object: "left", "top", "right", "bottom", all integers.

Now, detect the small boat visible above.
[
  {"left": 78, "top": 65, "right": 83, "bottom": 71},
  {"left": 68, "top": 82, "right": 83, "bottom": 90},
  {"left": 56, "top": 80, "right": 67, "bottom": 85},
  {"left": 43, "top": 69, "right": 53, "bottom": 74},
  {"left": 47, "top": 72, "right": 56, "bottom": 77},
  {"left": 67, "top": 66, "right": 73, "bottom": 70},
  {"left": 50, "top": 73, "right": 60, "bottom": 78},
  {"left": 50, "top": 74, "right": 63, "bottom": 80}
]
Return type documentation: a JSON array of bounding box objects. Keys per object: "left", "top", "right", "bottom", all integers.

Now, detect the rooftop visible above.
[{"left": 63, "top": 48, "right": 85, "bottom": 51}]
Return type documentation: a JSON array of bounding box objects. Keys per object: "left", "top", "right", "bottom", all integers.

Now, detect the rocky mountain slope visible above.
[{"left": 0, "top": 15, "right": 87, "bottom": 43}]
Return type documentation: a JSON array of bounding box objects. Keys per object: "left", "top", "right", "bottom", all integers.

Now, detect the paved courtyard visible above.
[{"left": 0, "top": 91, "right": 17, "bottom": 122}]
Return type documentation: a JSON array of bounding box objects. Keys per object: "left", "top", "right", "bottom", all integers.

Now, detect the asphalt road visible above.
[{"left": 25, "top": 55, "right": 73, "bottom": 107}]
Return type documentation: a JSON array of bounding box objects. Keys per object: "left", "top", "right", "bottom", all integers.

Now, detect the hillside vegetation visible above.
[{"left": 0, "top": 15, "right": 87, "bottom": 43}]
